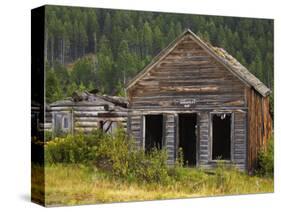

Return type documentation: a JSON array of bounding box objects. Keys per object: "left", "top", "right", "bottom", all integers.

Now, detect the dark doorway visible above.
[
  {"left": 212, "top": 113, "right": 231, "bottom": 160},
  {"left": 145, "top": 115, "right": 163, "bottom": 152},
  {"left": 179, "top": 113, "right": 197, "bottom": 166}
]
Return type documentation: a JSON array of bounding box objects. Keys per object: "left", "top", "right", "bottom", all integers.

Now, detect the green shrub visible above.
[
  {"left": 257, "top": 138, "right": 274, "bottom": 177},
  {"left": 45, "top": 127, "right": 175, "bottom": 185},
  {"left": 45, "top": 130, "right": 104, "bottom": 164},
  {"left": 95, "top": 128, "right": 131, "bottom": 177},
  {"left": 95, "top": 128, "right": 170, "bottom": 184},
  {"left": 44, "top": 131, "right": 53, "bottom": 142},
  {"left": 132, "top": 148, "right": 170, "bottom": 184}
]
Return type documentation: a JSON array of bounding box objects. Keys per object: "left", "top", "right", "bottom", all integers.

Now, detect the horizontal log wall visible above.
[
  {"left": 247, "top": 88, "right": 272, "bottom": 173},
  {"left": 51, "top": 105, "right": 127, "bottom": 135}
]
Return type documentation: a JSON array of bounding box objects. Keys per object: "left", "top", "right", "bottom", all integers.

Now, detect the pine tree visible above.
[
  {"left": 175, "top": 22, "right": 182, "bottom": 36},
  {"left": 167, "top": 22, "right": 176, "bottom": 43},
  {"left": 46, "top": 69, "right": 63, "bottom": 103},
  {"left": 97, "top": 36, "right": 114, "bottom": 93},
  {"left": 103, "top": 13, "right": 111, "bottom": 37},
  {"left": 116, "top": 40, "right": 136, "bottom": 85},
  {"left": 77, "top": 22, "right": 88, "bottom": 57},
  {"left": 86, "top": 10, "right": 99, "bottom": 53},
  {"left": 78, "top": 82, "right": 87, "bottom": 92},
  {"left": 142, "top": 22, "right": 153, "bottom": 55},
  {"left": 67, "top": 82, "right": 78, "bottom": 96},
  {"left": 111, "top": 25, "right": 123, "bottom": 58},
  {"left": 253, "top": 50, "right": 264, "bottom": 82},
  {"left": 72, "top": 56, "right": 96, "bottom": 87},
  {"left": 153, "top": 26, "right": 164, "bottom": 54}
]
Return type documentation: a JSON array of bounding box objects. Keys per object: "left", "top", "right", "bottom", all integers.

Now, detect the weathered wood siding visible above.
[
  {"left": 166, "top": 114, "right": 175, "bottom": 164},
  {"left": 127, "top": 35, "right": 248, "bottom": 170},
  {"left": 233, "top": 111, "right": 247, "bottom": 170},
  {"left": 51, "top": 105, "right": 127, "bottom": 135},
  {"left": 246, "top": 88, "right": 272, "bottom": 173},
  {"left": 198, "top": 112, "right": 209, "bottom": 166},
  {"left": 128, "top": 114, "right": 142, "bottom": 148},
  {"left": 128, "top": 36, "right": 245, "bottom": 110},
  {"left": 196, "top": 111, "right": 247, "bottom": 170}
]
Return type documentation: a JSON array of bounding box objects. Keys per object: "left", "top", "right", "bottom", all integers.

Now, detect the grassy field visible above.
[{"left": 32, "top": 164, "right": 273, "bottom": 206}]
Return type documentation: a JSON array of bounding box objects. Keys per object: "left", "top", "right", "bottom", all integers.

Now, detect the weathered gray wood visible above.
[
  {"left": 75, "top": 122, "right": 98, "bottom": 127},
  {"left": 128, "top": 115, "right": 142, "bottom": 148},
  {"left": 165, "top": 114, "right": 175, "bottom": 163},
  {"left": 199, "top": 112, "right": 209, "bottom": 164},
  {"left": 123, "top": 31, "right": 272, "bottom": 172},
  {"left": 51, "top": 93, "right": 128, "bottom": 137},
  {"left": 232, "top": 111, "right": 247, "bottom": 170}
]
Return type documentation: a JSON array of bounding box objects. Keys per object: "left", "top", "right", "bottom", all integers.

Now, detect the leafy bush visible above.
[
  {"left": 95, "top": 128, "right": 131, "bottom": 177},
  {"left": 257, "top": 138, "right": 274, "bottom": 177},
  {"left": 45, "top": 130, "right": 104, "bottom": 164},
  {"left": 45, "top": 127, "right": 170, "bottom": 184},
  {"left": 132, "top": 149, "right": 170, "bottom": 184},
  {"left": 44, "top": 131, "right": 53, "bottom": 142},
  {"left": 95, "top": 128, "right": 170, "bottom": 184}
]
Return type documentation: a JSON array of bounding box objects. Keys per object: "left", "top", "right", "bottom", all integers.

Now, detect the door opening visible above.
[
  {"left": 179, "top": 113, "right": 197, "bottom": 166},
  {"left": 145, "top": 115, "right": 163, "bottom": 152},
  {"left": 212, "top": 113, "right": 231, "bottom": 160}
]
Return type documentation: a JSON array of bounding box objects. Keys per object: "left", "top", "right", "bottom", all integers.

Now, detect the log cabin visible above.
[
  {"left": 50, "top": 91, "right": 128, "bottom": 136},
  {"left": 126, "top": 29, "right": 272, "bottom": 172}
]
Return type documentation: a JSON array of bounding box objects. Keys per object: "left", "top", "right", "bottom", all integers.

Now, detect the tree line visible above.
[{"left": 45, "top": 6, "right": 274, "bottom": 104}]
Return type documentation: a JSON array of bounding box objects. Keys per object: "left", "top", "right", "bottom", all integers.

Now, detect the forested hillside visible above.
[{"left": 45, "top": 6, "right": 274, "bottom": 104}]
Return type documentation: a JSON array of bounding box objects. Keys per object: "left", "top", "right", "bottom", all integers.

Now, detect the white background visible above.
[{"left": 0, "top": 0, "right": 280, "bottom": 211}]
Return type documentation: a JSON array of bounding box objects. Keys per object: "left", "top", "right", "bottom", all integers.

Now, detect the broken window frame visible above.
[
  {"left": 98, "top": 120, "right": 118, "bottom": 134},
  {"left": 209, "top": 112, "right": 234, "bottom": 162},
  {"left": 62, "top": 115, "right": 69, "bottom": 130},
  {"left": 53, "top": 112, "right": 72, "bottom": 136}
]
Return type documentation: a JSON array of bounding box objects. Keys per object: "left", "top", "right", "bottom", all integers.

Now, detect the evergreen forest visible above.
[{"left": 45, "top": 5, "right": 274, "bottom": 105}]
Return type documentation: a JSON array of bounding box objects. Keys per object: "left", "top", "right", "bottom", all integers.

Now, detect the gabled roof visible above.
[{"left": 126, "top": 29, "right": 271, "bottom": 97}]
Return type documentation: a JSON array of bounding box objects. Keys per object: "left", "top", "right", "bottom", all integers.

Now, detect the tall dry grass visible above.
[{"left": 31, "top": 164, "right": 274, "bottom": 206}]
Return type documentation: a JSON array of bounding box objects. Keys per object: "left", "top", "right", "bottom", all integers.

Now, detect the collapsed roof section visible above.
[{"left": 50, "top": 91, "right": 128, "bottom": 111}]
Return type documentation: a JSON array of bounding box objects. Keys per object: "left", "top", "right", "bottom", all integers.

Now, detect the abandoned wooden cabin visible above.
[
  {"left": 126, "top": 29, "right": 272, "bottom": 172},
  {"left": 50, "top": 91, "right": 128, "bottom": 136}
]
